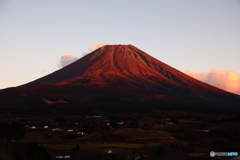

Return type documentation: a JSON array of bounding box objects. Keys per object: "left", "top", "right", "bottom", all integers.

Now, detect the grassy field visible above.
[{"left": 30, "top": 128, "right": 179, "bottom": 151}]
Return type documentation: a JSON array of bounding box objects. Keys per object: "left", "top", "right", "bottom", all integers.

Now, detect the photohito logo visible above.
[{"left": 210, "top": 151, "right": 238, "bottom": 157}]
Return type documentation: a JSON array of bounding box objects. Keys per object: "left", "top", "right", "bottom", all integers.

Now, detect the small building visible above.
[
  {"left": 106, "top": 150, "right": 112, "bottom": 154},
  {"left": 77, "top": 132, "right": 86, "bottom": 135},
  {"left": 64, "top": 155, "right": 70, "bottom": 159},
  {"left": 67, "top": 129, "right": 74, "bottom": 132},
  {"left": 165, "top": 122, "right": 175, "bottom": 125},
  {"left": 55, "top": 155, "right": 70, "bottom": 159},
  {"left": 52, "top": 128, "right": 61, "bottom": 132},
  {"left": 116, "top": 122, "right": 124, "bottom": 125}
]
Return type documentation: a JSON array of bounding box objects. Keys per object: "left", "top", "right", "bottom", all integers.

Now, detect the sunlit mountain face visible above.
[{"left": 1, "top": 45, "right": 240, "bottom": 113}]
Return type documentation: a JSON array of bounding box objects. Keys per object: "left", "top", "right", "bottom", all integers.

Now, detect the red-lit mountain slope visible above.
[
  {"left": 26, "top": 45, "right": 238, "bottom": 97},
  {"left": 1, "top": 45, "right": 240, "bottom": 112}
]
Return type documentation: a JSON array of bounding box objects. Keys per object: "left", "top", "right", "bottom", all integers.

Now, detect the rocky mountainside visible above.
[{"left": 0, "top": 45, "right": 239, "bottom": 113}]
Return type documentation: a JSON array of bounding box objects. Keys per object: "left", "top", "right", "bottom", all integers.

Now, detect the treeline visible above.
[
  {"left": 0, "top": 141, "right": 50, "bottom": 160},
  {"left": 0, "top": 122, "right": 25, "bottom": 139}
]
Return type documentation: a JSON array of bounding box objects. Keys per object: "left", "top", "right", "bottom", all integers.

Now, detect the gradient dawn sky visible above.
[{"left": 1, "top": 1, "right": 240, "bottom": 94}]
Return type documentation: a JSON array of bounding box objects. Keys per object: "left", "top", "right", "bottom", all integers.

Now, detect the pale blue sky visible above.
[{"left": 1, "top": 0, "right": 240, "bottom": 89}]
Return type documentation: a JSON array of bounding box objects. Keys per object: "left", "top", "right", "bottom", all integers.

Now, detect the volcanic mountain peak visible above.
[
  {"left": 1, "top": 44, "right": 240, "bottom": 112},
  {"left": 27, "top": 44, "right": 181, "bottom": 86},
  {"left": 89, "top": 44, "right": 152, "bottom": 59},
  {"left": 89, "top": 44, "right": 148, "bottom": 60},
  {"left": 27, "top": 44, "right": 154, "bottom": 84},
  {"left": 25, "top": 44, "right": 238, "bottom": 99}
]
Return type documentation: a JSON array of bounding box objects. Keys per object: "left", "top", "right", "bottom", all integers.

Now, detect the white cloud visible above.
[
  {"left": 58, "top": 55, "right": 78, "bottom": 68},
  {"left": 185, "top": 69, "right": 240, "bottom": 95}
]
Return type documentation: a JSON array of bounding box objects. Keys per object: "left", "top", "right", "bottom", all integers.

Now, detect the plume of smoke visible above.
[
  {"left": 58, "top": 55, "right": 78, "bottom": 68},
  {"left": 185, "top": 69, "right": 240, "bottom": 95}
]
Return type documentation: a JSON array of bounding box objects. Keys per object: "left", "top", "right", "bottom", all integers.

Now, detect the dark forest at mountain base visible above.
[{"left": 0, "top": 108, "right": 239, "bottom": 160}]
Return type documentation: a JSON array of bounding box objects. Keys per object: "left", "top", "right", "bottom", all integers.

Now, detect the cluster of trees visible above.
[
  {"left": 0, "top": 122, "right": 25, "bottom": 139},
  {"left": 0, "top": 141, "right": 50, "bottom": 160},
  {"left": 0, "top": 122, "right": 50, "bottom": 160},
  {"left": 11, "top": 142, "right": 50, "bottom": 160}
]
